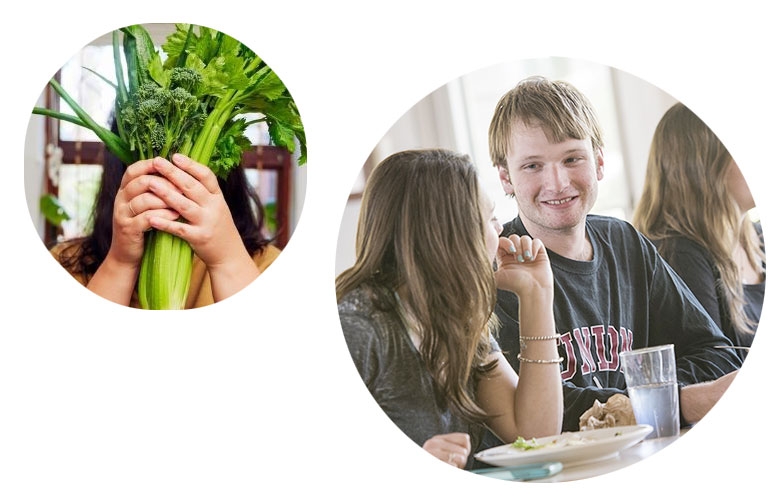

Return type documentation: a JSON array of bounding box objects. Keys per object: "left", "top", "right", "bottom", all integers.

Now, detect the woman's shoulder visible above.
[
  {"left": 49, "top": 239, "right": 82, "bottom": 259},
  {"left": 49, "top": 239, "right": 89, "bottom": 285},
  {"left": 337, "top": 284, "right": 394, "bottom": 347},
  {"left": 338, "top": 283, "right": 380, "bottom": 315},
  {"left": 337, "top": 284, "right": 400, "bottom": 335},
  {"left": 652, "top": 234, "right": 713, "bottom": 262}
]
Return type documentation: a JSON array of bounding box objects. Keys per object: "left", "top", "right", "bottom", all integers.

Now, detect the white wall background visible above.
[{"left": 3, "top": 3, "right": 773, "bottom": 502}]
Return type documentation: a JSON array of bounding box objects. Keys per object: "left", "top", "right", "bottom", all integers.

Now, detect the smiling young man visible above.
[{"left": 487, "top": 76, "right": 741, "bottom": 431}]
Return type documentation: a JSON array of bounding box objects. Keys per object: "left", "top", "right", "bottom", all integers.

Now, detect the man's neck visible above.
[{"left": 522, "top": 219, "right": 593, "bottom": 262}]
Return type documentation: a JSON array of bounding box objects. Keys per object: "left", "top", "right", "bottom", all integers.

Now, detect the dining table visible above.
[{"left": 528, "top": 430, "right": 684, "bottom": 482}]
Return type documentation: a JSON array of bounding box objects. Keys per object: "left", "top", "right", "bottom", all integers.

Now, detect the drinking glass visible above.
[{"left": 619, "top": 344, "right": 680, "bottom": 439}]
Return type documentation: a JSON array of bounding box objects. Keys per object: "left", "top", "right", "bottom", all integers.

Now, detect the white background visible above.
[{"left": 2, "top": 1, "right": 773, "bottom": 500}]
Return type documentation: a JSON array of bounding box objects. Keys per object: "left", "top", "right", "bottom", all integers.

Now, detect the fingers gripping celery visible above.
[{"left": 33, "top": 24, "right": 306, "bottom": 309}]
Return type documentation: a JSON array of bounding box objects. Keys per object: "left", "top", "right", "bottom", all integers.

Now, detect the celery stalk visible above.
[
  {"left": 137, "top": 230, "right": 193, "bottom": 310},
  {"left": 122, "top": 26, "right": 194, "bottom": 311}
]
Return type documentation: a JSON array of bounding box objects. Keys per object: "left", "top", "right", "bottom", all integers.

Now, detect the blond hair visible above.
[{"left": 488, "top": 76, "right": 604, "bottom": 169}]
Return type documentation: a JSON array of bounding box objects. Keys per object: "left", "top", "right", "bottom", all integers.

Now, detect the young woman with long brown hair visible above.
[
  {"left": 336, "top": 149, "right": 562, "bottom": 469},
  {"left": 632, "top": 102, "right": 765, "bottom": 361}
]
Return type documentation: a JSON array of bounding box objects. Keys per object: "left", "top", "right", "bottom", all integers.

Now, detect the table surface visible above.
[{"left": 529, "top": 433, "right": 682, "bottom": 482}]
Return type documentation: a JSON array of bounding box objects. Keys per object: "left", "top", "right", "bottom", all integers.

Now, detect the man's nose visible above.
[{"left": 544, "top": 164, "right": 569, "bottom": 191}]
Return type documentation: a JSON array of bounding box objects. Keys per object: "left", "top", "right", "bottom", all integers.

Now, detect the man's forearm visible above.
[{"left": 679, "top": 370, "right": 738, "bottom": 424}]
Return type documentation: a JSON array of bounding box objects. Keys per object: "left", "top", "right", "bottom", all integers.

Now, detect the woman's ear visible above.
[{"left": 497, "top": 165, "right": 515, "bottom": 195}]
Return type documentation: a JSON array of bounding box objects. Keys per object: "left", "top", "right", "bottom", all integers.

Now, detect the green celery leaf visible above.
[
  {"left": 295, "top": 130, "right": 307, "bottom": 165},
  {"left": 201, "top": 54, "right": 251, "bottom": 94},
  {"left": 148, "top": 53, "right": 170, "bottom": 88},
  {"left": 210, "top": 118, "right": 251, "bottom": 178},
  {"left": 268, "top": 120, "right": 298, "bottom": 154},
  {"left": 246, "top": 68, "right": 286, "bottom": 101},
  {"left": 185, "top": 53, "right": 230, "bottom": 98},
  {"left": 161, "top": 24, "right": 194, "bottom": 68},
  {"left": 192, "top": 26, "right": 221, "bottom": 63}
]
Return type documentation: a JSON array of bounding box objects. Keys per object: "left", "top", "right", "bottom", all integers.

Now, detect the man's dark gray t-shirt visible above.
[{"left": 496, "top": 215, "right": 742, "bottom": 431}]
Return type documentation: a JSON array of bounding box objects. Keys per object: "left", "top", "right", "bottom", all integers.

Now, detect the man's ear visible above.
[
  {"left": 497, "top": 165, "right": 515, "bottom": 195},
  {"left": 595, "top": 147, "right": 605, "bottom": 181}
]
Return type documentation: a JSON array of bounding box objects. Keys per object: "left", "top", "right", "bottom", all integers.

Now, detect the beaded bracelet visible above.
[
  {"left": 517, "top": 353, "right": 564, "bottom": 365},
  {"left": 520, "top": 334, "right": 560, "bottom": 350},
  {"left": 520, "top": 334, "right": 561, "bottom": 341}
]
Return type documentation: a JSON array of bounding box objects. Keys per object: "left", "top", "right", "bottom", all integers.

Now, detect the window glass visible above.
[
  {"left": 244, "top": 168, "right": 279, "bottom": 237},
  {"left": 59, "top": 45, "right": 118, "bottom": 141},
  {"left": 57, "top": 164, "right": 102, "bottom": 240}
]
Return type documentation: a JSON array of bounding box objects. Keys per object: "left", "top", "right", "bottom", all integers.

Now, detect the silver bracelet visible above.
[{"left": 517, "top": 353, "right": 564, "bottom": 365}]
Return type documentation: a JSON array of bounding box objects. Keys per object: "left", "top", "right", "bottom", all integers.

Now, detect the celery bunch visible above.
[{"left": 34, "top": 24, "right": 306, "bottom": 309}]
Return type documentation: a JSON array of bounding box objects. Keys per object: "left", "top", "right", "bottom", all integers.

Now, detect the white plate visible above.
[{"left": 474, "top": 425, "right": 654, "bottom": 468}]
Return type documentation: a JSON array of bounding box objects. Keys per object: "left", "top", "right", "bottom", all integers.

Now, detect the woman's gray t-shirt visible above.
[{"left": 338, "top": 285, "right": 500, "bottom": 465}]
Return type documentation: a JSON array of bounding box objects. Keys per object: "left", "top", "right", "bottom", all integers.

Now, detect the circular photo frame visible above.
[
  {"left": 334, "top": 56, "right": 761, "bottom": 481},
  {"left": 25, "top": 23, "right": 307, "bottom": 310}
]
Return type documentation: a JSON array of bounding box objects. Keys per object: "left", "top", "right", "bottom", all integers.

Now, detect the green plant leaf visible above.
[
  {"left": 121, "top": 24, "right": 158, "bottom": 93},
  {"left": 263, "top": 201, "right": 277, "bottom": 233},
  {"left": 44, "top": 79, "right": 135, "bottom": 165},
  {"left": 39, "top": 194, "right": 70, "bottom": 226}
]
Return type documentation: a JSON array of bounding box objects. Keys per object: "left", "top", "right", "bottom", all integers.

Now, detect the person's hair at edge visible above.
[
  {"left": 632, "top": 102, "right": 765, "bottom": 335},
  {"left": 56, "top": 115, "right": 271, "bottom": 278},
  {"left": 488, "top": 75, "right": 605, "bottom": 173},
  {"left": 336, "top": 149, "right": 499, "bottom": 422}
]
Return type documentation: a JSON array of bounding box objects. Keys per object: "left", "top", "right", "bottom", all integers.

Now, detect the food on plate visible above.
[
  {"left": 511, "top": 433, "right": 592, "bottom": 451},
  {"left": 579, "top": 394, "right": 637, "bottom": 430},
  {"left": 511, "top": 436, "right": 545, "bottom": 451}
]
